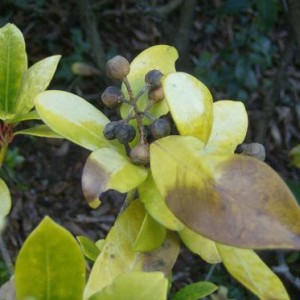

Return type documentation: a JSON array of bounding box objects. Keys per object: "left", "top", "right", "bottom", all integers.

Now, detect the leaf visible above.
[
  {"left": 77, "top": 235, "right": 100, "bottom": 262},
  {"left": 170, "top": 281, "right": 218, "bottom": 300},
  {"left": 178, "top": 227, "right": 221, "bottom": 264},
  {"left": 134, "top": 213, "right": 166, "bottom": 252},
  {"left": 14, "top": 55, "right": 61, "bottom": 116},
  {"left": 0, "top": 277, "right": 16, "bottom": 300},
  {"left": 138, "top": 172, "right": 184, "bottom": 231},
  {"left": 0, "top": 23, "right": 27, "bottom": 120},
  {"left": 217, "top": 244, "right": 290, "bottom": 300},
  {"left": 35, "top": 90, "right": 119, "bottom": 151},
  {"left": 10, "top": 110, "right": 41, "bottom": 123},
  {"left": 84, "top": 200, "right": 180, "bottom": 299},
  {"left": 256, "top": 0, "right": 279, "bottom": 32},
  {"left": 151, "top": 135, "right": 300, "bottom": 249},
  {"left": 162, "top": 72, "right": 213, "bottom": 144},
  {"left": 82, "top": 147, "right": 148, "bottom": 208},
  {"left": 14, "top": 124, "right": 62, "bottom": 138},
  {"left": 205, "top": 100, "right": 248, "bottom": 154},
  {"left": 15, "top": 216, "right": 86, "bottom": 300},
  {"left": 88, "top": 272, "right": 168, "bottom": 300},
  {"left": 120, "top": 45, "right": 178, "bottom": 122},
  {"left": 0, "top": 178, "right": 11, "bottom": 218},
  {"left": 289, "top": 144, "right": 300, "bottom": 168}
]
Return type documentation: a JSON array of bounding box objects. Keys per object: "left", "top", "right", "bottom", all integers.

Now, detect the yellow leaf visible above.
[
  {"left": 162, "top": 72, "right": 213, "bottom": 143},
  {"left": 0, "top": 179, "right": 11, "bottom": 218},
  {"left": 138, "top": 173, "right": 184, "bottom": 231},
  {"left": 205, "top": 100, "right": 248, "bottom": 154},
  {"left": 217, "top": 244, "right": 290, "bottom": 300},
  {"left": 88, "top": 272, "right": 168, "bottom": 300},
  {"left": 151, "top": 136, "right": 300, "bottom": 249},
  {"left": 134, "top": 213, "right": 166, "bottom": 252},
  {"left": 35, "top": 90, "right": 119, "bottom": 151},
  {"left": 82, "top": 148, "right": 148, "bottom": 208},
  {"left": 178, "top": 227, "right": 221, "bottom": 264},
  {"left": 84, "top": 200, "right": 180, "bottom": 299},
  {"left": 120, "top": 45, "right": 178, "bottom": 122}
]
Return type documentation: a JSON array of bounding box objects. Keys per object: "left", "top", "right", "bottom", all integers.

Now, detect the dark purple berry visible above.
[
  {"left": 151, "top": 118, "right": 171, "bottom": 140},
  {"left": 103, "top": 122, "right": 119, "bottom": 140},
  {"left": 101, "top": 86, "right": 123, "bottom": 108},
  {"left": 145, "top": 69, "right": 163, "bottom": 89},
  {"left": 115, "top": 124, "right": 136, "bottom": 144}
]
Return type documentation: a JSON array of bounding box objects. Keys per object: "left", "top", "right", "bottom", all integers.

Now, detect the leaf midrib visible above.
[{"left": 5, "top": 33, "right": 10, "bottom": 115}]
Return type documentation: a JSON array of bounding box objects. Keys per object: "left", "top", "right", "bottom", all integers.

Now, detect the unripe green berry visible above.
[
  {"left": 130, "top": 143, "right": 150, "bottom": 165},
  {"left": 103, "top": 121, "right": 119, "bottom": 140},
  {"left": 115, "top": 124, "right": 136, "bottom": 144},
  {"left": 101, "top": 86, "right": 124, "bottom": 108},
  {"left": 106, "top": 55, "right": 130, "bottom": 80},
  {"left": 145, "top": 69, "right": 163, "bottom": 89},
  {"left": 151, "top": 118, "right": 171, "bottom": 140}
]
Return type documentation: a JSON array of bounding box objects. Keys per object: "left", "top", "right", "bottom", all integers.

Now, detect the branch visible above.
[{"left": 76, "top": 0, "right": 106, "bottom": 76}]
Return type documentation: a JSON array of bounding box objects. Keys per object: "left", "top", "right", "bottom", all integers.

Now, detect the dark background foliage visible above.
[{"left": 1, "top": 0, "right": 300, "bottom": 299}]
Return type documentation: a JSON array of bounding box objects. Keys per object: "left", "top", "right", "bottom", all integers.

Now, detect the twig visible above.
[
  {"left": 273, "top": 250, "right": 300, "bottom": 291},
  {"left": 77, "top": 0, "right": 106, "bottom": 76}
]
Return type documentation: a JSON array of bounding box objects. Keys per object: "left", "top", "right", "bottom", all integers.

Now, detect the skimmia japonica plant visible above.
[{"left": 2, "top": 23, "right": 300, "bottom": 300}]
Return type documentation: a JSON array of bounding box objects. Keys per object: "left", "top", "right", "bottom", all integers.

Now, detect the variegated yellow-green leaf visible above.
[
  {"left": 84, "top": 200, "right": 180, "bottom": 299},
  {"left": 10, "top": 110, "right": 41, "bottom": 123},
  {"left": 88, "top": 272, "right": 168, "bottom": 300},
  {"left": 77, "top": 235, "right": 100, "bottom": 262},
  {"left": 162, "top": 72, "right": 213, "bottom": 144},
  {"left": 14, "top": 55, "right": 61, "bottom": 116},
  {"left": 0, "top": 178, "right": 11, "bottom": 218},
  {"left": 178, "top": 227, "right": 221, "bottom": 264},
  {"left": 134, "top": 213, "right": 166, "bottom": 252},
  {"left": 14, "top": 124, "right": 62, "bottom": 138},
  {"left": 217, "top": 244, "right": 289, "bottom": 300},
  {"left": 82, "top": 147, "right": 148, "bottom": 208},
  {"left": 138, "top": 173, "right": 184, "bottom": 231},
  {"left": 289, "top": 144, "right": 300, "bottom": 168},
  {"left": 0, "top": 23, "right": 27, "bottom": 120},
  {"left": 151, "top": 135, "right": 300, "bottom": 249},
  {"left": 170, "top": 281, "right": 218, "bottom": 300},
  {"left": 15, "top": 216, "right": 86, "bottom": 300},
  {"left": 205, "top": 100, "right": 248, "bottom": 154},
  {"left": 35, "top": 90, "right": 119, "bottom": 151},
  {"left": 120, "top": 45, "right": 178, "bottom": 122}
]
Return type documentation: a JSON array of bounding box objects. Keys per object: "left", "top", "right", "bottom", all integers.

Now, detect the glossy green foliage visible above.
[
  {"left": 88, "top": 272, "right": 168, "bottom": 300},
  {"left": 77, "top": 235, "right": 100, "bottom": 262},
  {"left": 15, "top": 216, "right": 86, "bottom": 300},
  {"left": 170, "top": 281, "right": 218, "bottom": 300},
  {"left": 84, "top": 200, "right": 180, "bottom": 299}
]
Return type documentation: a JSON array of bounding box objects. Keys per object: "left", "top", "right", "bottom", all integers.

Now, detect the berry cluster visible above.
[{"left": 101, "top": 55, "right": 171, "bottom": 165}]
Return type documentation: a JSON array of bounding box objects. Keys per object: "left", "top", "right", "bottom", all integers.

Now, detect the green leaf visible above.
[
  {"left": 15, "top": 216, "right": 86, "bottom": 300},
  {"left": 82, "top": 147, "right": 148, "bottom": 208},
  {"left": 151, "top": 135, "right": 300, "bottom": 249},
  {"left": 289, "top": 144, "right": 300, "bottom": 168},
  {"left": 0, "top": 178, "right": 11, "bottom": 218},
  {"left": 217, "top": 244, "right": 289, "bottom": 300},
  {"left": 205, "top": 100, "right": 248, "bottom": 154},
  {"left": 256, "top": 0, "right": 279, "bottom": 31},
  {"left": 138, "top": 173, "right": 184, "bottom": 231},
  {"left": 0, "top": 23, "right": 27, "bottom": 120},
  {"left": 10, "top": 110, "right": 41, "bottom": 123},
  {"left": 14, "top": 55, "right": 61, "bottom": 116},
  {"left": 88, "top": 272, "right": 168, "bottom": 300},
  {"left": 35, "top": 90, "right": 119, "bottom": 151},
  {"left": 120, "top": 45, "right": 178, "bottom": 123},
  {"left": 77, "top": 235, "right": 100, "bottom": 262},
  {"left": 178, "top": 227, "right": 221, "bottom": 264},
  {"left": 84, "top": 200, "right": 180, "bottom": 299},
  {"left": 170, "top": 281, "right": 218, "bottom": 300},
  {"left": 162, "top": 72, "right": 213, "bottom": 144},
  {"left": 134, "top": 213, "right": 166, "bottom": 252},
  {"left": 14, "top": 124, "right": 62, "bottom": 138}
]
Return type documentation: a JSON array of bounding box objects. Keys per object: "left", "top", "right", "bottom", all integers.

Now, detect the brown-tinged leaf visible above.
[{"left": 151, "top": 136, "right": 300, "bottom": 249}]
